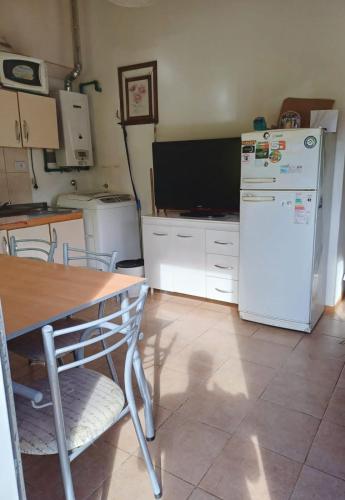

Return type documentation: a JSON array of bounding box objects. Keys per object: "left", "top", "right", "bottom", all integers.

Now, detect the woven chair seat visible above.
[{"left": 15, "top": 367, "right": 125, "bottom": 455}]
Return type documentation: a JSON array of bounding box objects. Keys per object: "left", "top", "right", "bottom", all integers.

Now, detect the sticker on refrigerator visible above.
[
  {"left": 294, "top": 192, "right": 312, "bottom": 224},
  {"left": 280, "top": 164, "right": 303, "bottom": 174},
  {"left": 241, "top": 141, "right": 256, "bottom": 164},
  {"left": 255, "top": 141, "right": 269, "bottom": 166},
  {"left": 269, "top": 150, "right": 282, "bottom": 163},
  {"left": 270, "top": 140, "right": 286, "bottom": 150}
]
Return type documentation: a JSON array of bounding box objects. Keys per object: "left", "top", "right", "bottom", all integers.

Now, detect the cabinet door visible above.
[
  {"left": 8, "top": 224, "right": 50, "bottom": 259},
  {"left": 171, "top": 227, "right": 206, "bottom": 297},
  {"left": 0, "top": 230, "right": 9, "bottom": 254},
  {"left": 18, "top": 92, "right": 59, "bottom": 149},
  {"left": 142, "top": 224, "right": 173, "bottom": 291},
  {"left": 50, "top": 219, "right": 85, "bottom": 264},
  {"left": 0, "top": 90, "right": 21, "bottom": 148}
]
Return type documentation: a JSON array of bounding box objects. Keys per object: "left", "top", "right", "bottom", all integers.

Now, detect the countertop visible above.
[{"left": 0, "top": 208, "right": 83, "bottom": 231}]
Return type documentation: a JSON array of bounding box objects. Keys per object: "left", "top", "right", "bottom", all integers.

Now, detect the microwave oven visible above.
[{"left": 0, "top": 52, "right": 49, "bottom": 95}]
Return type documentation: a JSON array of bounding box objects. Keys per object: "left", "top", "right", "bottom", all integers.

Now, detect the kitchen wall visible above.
[
  {"left": 0, "top": 148, "right": 32, "bottom": 204},
  {"left": 79, "top": 0, "right": 345, "bottom": 306},
  {"left": 0, "top": 0, "right": 96, "bottom": 205}
]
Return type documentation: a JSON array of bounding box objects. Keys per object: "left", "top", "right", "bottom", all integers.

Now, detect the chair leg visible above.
[
  {"left": 57, "top": 447, "right": 75, "bottom": 500},
  {"left": 133, "top": 348, "right": 155, "bottom": 440},
  {"left": 127, "top": 384, "right": 162, "bottom": 498}
]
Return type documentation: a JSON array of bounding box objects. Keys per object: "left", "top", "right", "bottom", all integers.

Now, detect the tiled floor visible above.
[{"left": 11, "top": 292, "right": 345, "bottom": 499}]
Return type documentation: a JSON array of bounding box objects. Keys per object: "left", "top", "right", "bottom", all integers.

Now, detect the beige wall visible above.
[
  {"left": 80, "top": 0, "right": 345, "bottom": 305},
  {"left": 0, "top": 0, "right": 73, "bottom": 67},
  {"left": 0, "top": 148, "right": 32, "bottom": 204}
]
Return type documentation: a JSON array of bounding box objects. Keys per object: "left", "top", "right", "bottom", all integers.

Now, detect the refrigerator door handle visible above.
[
  {"left": 242, "top": 195, "right": 275, "bottom": 202},
  {"left": 242, "top": 177, "right": 276, "bottom": 183}
]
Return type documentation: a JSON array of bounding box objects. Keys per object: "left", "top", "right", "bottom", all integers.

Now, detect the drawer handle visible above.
[
  {"left": 214, "top": 264, "right": 233, "bottom": 270},
  {"left": 176, "top": 234, "right": 192, "bottom": 238},
  {"left": 153, "top": 232, "right": 168, "bottom": 236},
  {"left": 214, "top": 240, "right": 233, "bottom": 245},
  {"left": 215, "top": 288, "right": 231, "bottom": 294}
]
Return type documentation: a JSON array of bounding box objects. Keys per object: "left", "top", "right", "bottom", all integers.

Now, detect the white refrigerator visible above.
[{"left": 239, "top": 128, "right": 325, "bottom": 332}]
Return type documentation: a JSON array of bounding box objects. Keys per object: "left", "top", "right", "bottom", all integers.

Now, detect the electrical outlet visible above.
[{"left": 15, "top": 160, "right": 28, "bottom": 172}]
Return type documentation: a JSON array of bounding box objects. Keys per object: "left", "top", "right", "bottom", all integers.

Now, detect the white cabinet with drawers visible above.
[{"left": 142, "top": 215, "right": 240, "bottom": 303}]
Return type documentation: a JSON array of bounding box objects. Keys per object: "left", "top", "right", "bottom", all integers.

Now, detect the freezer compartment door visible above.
[
  {"left": 241, "top": 129, "right": 322, "bottom": 190},
  {"left": 239, "top": 190, "right": 317, "bottom": 324}
]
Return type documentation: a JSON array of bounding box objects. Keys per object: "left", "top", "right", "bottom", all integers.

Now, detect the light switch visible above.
[{"left": 15, "top": 160, "right": 28, "bottom": 172}]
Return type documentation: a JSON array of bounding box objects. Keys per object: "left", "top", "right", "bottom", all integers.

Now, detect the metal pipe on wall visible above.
[{"left": 64, "top": 0, "right": 82, "bottom": 91}]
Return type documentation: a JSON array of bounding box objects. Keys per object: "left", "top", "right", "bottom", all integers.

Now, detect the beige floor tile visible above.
[
  {"left": 307, "top": 420, "right": 345, "bottom": 480},
  {"left": 232, "top": 335, "right": 293, "bottom": 369},
  {"left": 157, "top": 315, "right": 212, "bottom": 344},
  {"left": 177, "top": 390, "right": 255, "bottom": 433},
  {"left": 294, "top": 334, "right": 345, "bottom": 361},
  {"left": 200, "top": 435, "right": 301, "bottom": 500},
  {"left": 143, "top": 301, "right": 197, "bottom": 322},
  {"left": 337, "top": 365, "right": 345, "bottom": 389},
  {"left": 144, "top": 364, "right": 204, "bottom": 411},
  {"left": 281, "top": 350, "right": 344, "bottom": 391},
  {"left": 93, "top": 455, "right": 193, "bottom": 500},
  {"left": 324, "top": 387, "right": 345, "bottom": 427},
  {"left": 185, "top": 307, "right": 229, "bottom": 325},
  {"left": 313, "top": 316, "right": 345, "bottom": 339},
  {"left": 291, "top": 465, "right": 345, "bottom": 500},
  {"left": 163, "top": 334, "right": 232, "bottom": 377},
  {"left": 236, "top": 399, "right": 320, "bottom": 463},
  {"left": 102, "top": 404, "right": 171, "bottom": 454},
  {"left": 140, "top": 332, "right": 189, "bottom": 369},
  {"left": 252, "top": 325, "right": 303, "bottom": 347},
  {"left": 141, "top": 414, "right": 229, "bottom": 485},
  {"left": 212, "top": 315, "right": 259, "bottom": 336},
  {"left": 205, "top": 357, "right": 276, "bottom": 400},
  {"left": 199, "top": 300, "right": 237, "bottom": 314},
  {"left": 189, "top": 489, "right": 220, "bottom": 500},
  {"left": 262, "top": 372, "right": 333, "bottom": 418}
]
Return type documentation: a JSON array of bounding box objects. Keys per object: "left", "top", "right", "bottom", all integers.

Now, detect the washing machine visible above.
[{"left": 56, "top": 192, "right": 141, "bottom": 264}]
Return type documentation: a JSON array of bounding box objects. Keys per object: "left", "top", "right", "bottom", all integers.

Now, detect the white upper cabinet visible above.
[
  {"left": 0, "top": 90, "right": 21, "bottom": 148},
  {"left": 17, "top": 92, "right": 59, "bottom": 149},
  {"left": 0, "top": 89, "right": 59, "bottom": 149}
]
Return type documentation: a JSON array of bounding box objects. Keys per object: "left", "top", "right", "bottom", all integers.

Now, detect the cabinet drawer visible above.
[
  {"left": 206, "top": 230, "right": 239, "bottom": 256},
  {"left": 206, "top": 254, "right": 238, "bottom": 279},
  {"left": 206, "top": 276, "right": 238, "bottom": 303}
]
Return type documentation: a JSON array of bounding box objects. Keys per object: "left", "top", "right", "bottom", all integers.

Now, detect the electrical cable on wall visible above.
[
  {"left": 119, "top": 120, "right": 143, "bottom": 259},
  {"left": 30, "top": 149, "right": 38, "bottom": 190}
]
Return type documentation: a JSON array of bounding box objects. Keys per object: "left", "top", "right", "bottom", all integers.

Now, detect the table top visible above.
[{"left": 0, "top": 255, "right": 144, "bottom": 339}]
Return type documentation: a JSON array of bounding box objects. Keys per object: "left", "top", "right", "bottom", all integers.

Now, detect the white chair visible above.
[
  {"left": 14, "top": 284, "right": 162, "bottom": 500},
  {"left": 9, "top": 228, "right": 57, "bottom": 262}
]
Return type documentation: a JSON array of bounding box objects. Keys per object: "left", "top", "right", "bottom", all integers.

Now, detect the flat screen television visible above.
[{"left": 152, "top": 137, "right": 241, "bottom": 214}]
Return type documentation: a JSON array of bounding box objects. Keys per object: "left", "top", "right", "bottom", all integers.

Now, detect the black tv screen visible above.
[{"left": 152, "top": 137, "right": 241, "bottom": 212}]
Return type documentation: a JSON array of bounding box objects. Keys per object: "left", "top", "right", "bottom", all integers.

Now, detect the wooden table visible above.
[
  {"left": 0, "top": 254, "right": 144, "bottom": 339},
  {"left": 0, "top": 254, "right": 145, "bottom": 500}
]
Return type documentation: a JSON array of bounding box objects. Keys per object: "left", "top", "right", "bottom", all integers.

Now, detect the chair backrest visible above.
[
  {"left": 41, "top": 284, "right": 149, "bottom": 439},
  {"left": 63, "top": 243, "right": 117, "bottom": 272},
  {"left": 9, "top": 228, "right": 57, "bottom": 263},
  {"left": 42, "top": 284, "right": 148, "bottom": 374}
]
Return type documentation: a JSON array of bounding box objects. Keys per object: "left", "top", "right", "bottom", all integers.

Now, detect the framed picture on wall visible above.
[{"left": 118, "top": 60, "right": 158, "bottom": 125}]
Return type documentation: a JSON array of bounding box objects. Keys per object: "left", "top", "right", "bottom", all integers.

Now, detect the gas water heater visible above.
[{"left": 55, "top": 90, "right": 94, "bottom": 168}]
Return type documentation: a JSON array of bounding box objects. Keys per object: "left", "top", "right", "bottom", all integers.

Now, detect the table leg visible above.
[{"left": 120, "top": 291, "right": 155, "bottom": 440}]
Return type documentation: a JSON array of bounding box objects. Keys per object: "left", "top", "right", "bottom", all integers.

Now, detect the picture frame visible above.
[{"left": 118, "top": 60, "right": 158, "bottom": 125}]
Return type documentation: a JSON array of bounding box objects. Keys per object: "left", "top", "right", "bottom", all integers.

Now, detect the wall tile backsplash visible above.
[{"left": 0, "top": 148, "right": 33, "bottom": 204}]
